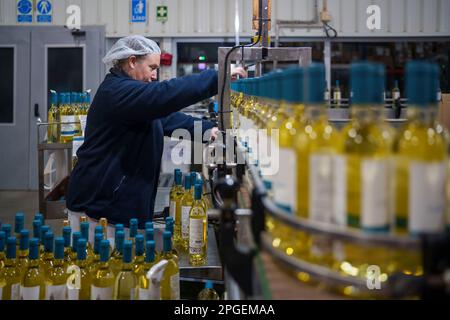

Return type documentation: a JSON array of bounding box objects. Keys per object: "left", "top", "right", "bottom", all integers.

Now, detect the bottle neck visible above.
[
  {"left": 350, "top": 104, "right": 384, "bottom": 123},
  {"left": 18, "top": 249, "right": 29, "bottom": 258},
  {"left": 121, "top": 262, "right": 133, "bottom": 271},
  {"left": 29, "top": 258, "right": 40, "bottom": 267},
  {"left": 406, "top": 105, "right": 438, "bottom": 124},
  {"left": 77, "top": 258, "right": 88, "bottom": 268},
  {"left": 53, "top": 258, "right": 64, "bottom": 267},
  {"left": 304, "top": 104, "right": 328, "bottom": 121}
]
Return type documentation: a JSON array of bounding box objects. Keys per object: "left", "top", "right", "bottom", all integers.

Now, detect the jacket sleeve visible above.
[
  {"left": 162, "top": 112, "right": 216, "bottom": 141},
  {"left": 103, "top": 69, "right": 218, "bottom": 124}
]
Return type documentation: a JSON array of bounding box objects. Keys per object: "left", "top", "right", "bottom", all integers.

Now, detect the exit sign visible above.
[{"left": 156, "top": 5, "right": 168, "bottom": 22}]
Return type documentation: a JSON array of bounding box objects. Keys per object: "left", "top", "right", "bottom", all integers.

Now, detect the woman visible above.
[{"left": 66, "top": 35, "right": 245, "bottom": 241}]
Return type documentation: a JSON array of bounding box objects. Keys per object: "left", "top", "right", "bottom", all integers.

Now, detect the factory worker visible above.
[{"left": 66, "top": 35, "right": 246, "bottom": 238}]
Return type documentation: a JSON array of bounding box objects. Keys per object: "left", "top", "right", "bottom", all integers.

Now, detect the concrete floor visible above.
[{"left": 0, "top": 191, "right": 63, "bottom": 235}]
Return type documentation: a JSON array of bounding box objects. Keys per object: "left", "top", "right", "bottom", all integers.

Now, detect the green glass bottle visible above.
[
  {"left": 114, "top": 240, "right": 138, "bottom": 300},
  {"left": 89, "top": 233, "right": 104, "bottom": 274},
  {"left": 45, "top": 237, "right": 68, "bottom": 300},
  {"left": 16, "top": 229, "right": 30, "bottom": 278},
  {"left": 40, "top": 231, "right": 54, "bottom": 276},
  {"left": 138, "top": 240, "right": 157, "bottom": 300},
  {"left": 109, "top": 230, "right": 124, "bottom": 276},
  {"left": 189, "top": 184, "right": 208, "bottom": 266},
  {"left": 62, "top": 226, "right": 72, "bottom": 266},
  {"left": 0, "top": 237, "right": 21, "bottom": 299},
  {"left": 133, "top": 234, "right": 145, "bottom": 275},
  {"left": 160, "top": 231, "right": 179, "bottom": 300},
  {"left": 91, "top": 240, "right": 115, "bottom": 300},
  {"left": 20, "top": 238, "right": 45, "bottom": 300},
  {"left": 181, "top": 173, "right": 194, "bottom": 251}
]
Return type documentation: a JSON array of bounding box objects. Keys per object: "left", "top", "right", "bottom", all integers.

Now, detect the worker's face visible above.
[{"left": 127, "top": 54, "right": 160, "bottom": 82}]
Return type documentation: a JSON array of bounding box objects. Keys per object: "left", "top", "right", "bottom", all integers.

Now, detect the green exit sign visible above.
[{"left": 156, "top": 5, "right": 168, "bottom": 22}]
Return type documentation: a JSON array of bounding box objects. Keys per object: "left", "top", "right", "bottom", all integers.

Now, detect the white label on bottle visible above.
[
  {"left": 170, "top": 273, "right": 180, "bottom": 300},
  {"left": 409, "top": 162, "right": 446, "bottom": 233},
  {"left": 72, "top": 136, "right": 84, "bottom": 157},
  {"left": 20, "top": 286, "right": 40, "bottom": 300},
  {"left": 324, "top": 91, "right": 330, "bottom": 101},
  {"left": 189, "top": 218, "right": 204, "bottom": 254},
  {"left": 67, "top": 287, "right": 80, "bottom": 300},
  {"left": 361, "top": 159, "right": 389, "bottom": 230},
  {"left": 139, "top": 287, "right": 159, "bottom": 300},
  {"left": 181, "top": 206, "right": 191, "bottom": 239},
  {"left": 333, "top": 91, "right": 341, "bottom": 102},
  {"left": 79, "top": 115, "right": 87, "bottom": 136},
  {"left": 90, "top": 285, "right": 113, "bottom": 300},
  {"left": 393, "top": 91, "right": 400, "bottom": 100},
  {"left": 61, "top": 115, "right": 76, "bottom": 137},
  {"left": 273, "top": 148, "right": 297, "bottom": 213},
  {"left": 11, "top": 283, "right": 20, "bottom": 300},
  {"left": 333, "top": 155, "right": 347, "bottom": 226},
  {"left": 129, "top": 288, "right": 136, "bottom": 300},
  {"left": 169, "top": 200, "right": 176, "bottom": 221},
  {"left": 309, "top": 154, "right": 334, "bottom": 222},
  {"left": 45, "top": 284, "right": 66, "bottom": 300}
]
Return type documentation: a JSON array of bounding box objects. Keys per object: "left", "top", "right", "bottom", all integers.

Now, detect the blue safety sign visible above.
[
  {"left": 131, "top": 0, "right": 146, "bottom": 22},
  {"left": 36, "top": 0, "right": 52, "bottom": 23},
  {"left": 17, "top": 0, "right": 33, "bottom": 23}
]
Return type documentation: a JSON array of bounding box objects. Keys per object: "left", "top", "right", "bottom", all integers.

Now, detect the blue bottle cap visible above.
[
  {"left": 372, "top": 63, "right": 385, "bottom": 104},
  {"left": 40, "top": 225, "right": 50, "bottom": 243},
  {"left": 77, "top": 239, "right": 87, "bottom": 260},
  {"left": 63, "top": 226, "right": 71, "bottom": 247},
  {"left": 304, "top": 63, "right": 326, "bottom": 104},
  {"left": 15, "top": 212, "right": 25, "bottom": 233},
  {"left": 145, "top": 240, "right": 155, "bottom": 263},
  {"left": 165, "top": 220, "right": 174, "bottom": 235},
  {"left": 99, "top": 240, "right": 110, "bottom": 262},
  {"left": 135, "top": 234, "right": 144, "bottom": 256},
  {"left": 54, "top": 237, "right": 65, "bottom": 259},
  {"left": 165, "top": 216, "right": 173, "bottom": 223},
  {"left": 94, "top": 233, "right": 104, "bottom": 254},
  {"left": 44, "top": 231, "right": 54, "bottom": 253},
  {"left": 145, "top": 228, "right": 154, "bottom": 242},
  {"left": 205, "top": 280, "right": 214, "bottom": 289},
  {"left": 80, "top": 221, "right": 89, "bottom": 241},
  {"left": 33, "top": 220, "right": 42, "bottom": 239},
  {"left": 282, "top": 67, "right": 304, "bottom": 104},
  {"left": 72, "top": 231, "right": 82, "bottom": 251},
  {"left": 350, "top": 62, "right": 376, "bottom": 105},
  {"left": 6, "top": 237, "right": 16, "bottom": 259},
  {"left": 130, "top": 218, "right": 138, "bottom": 238},
  {"left": 163, "top": 231, "right": 172, "bottom": 253},
  {"left": 174, "top": 168, "right": 181, "bottom": 175},
  {"left": 115, "top": 223, "right": 124, "bottom": 234},
  {"left": 263, "top": 180, "right": 272, "bottom": 190},
  {"left": 34, "top": 213, "right": 44, "bottom": 224},
  {"left": 144, "top": 222, "right": 153, "bottom": 230},
  {"left": 19, "top": 229, "right": 30, "bottom": 251},
  {"left": 184, "top": 173, "right": 192, "bottom": 190},
  {"left": 0, "top": 231, "right": 5, "bottom": 252},
  {"left": 175, "top": 170, "right": 182, "bottom": 185},
  {"left": 71, "top": 92, "right": 77, "bottom": 104},
  {"left": 29, "top": 238, "right": 40, "bottom": 260},
  {"left": 123, "top": 240, "right": 133, "bottom": 263},
  {"left": 2, "top": 224, "right": 12, "bottom": 239},
  {"left": 115, "top": 230, "right": 124, "bottom": 253},
  {"left": 85, "top": 91, "right": 91, "bottom": 104},
  {"left": 190, "top": 172, "right": 198, "bottom": 186},
  {"left": 194, "top": 184, "right": 202, "bottom": 200},
  {"left": 58, "top": 93, "right": 65, "bottom": 105},
  {"left": 50, "top": 91, "right": 58, "bottom": 105},
  {"left": 94, "top": 226, "right": 103, "bottom": 235},
  {"left": 406, "top": 61, "right": 433, "bottom": 106}
]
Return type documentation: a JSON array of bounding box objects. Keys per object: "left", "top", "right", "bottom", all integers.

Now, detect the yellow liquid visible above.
[
  {"left": 114, "top": 263, "right": 138, "bottom": 300},
  {"left": 0, "top": 259, "right": 21, "bottom": 300},
  {"left": 91, "top": 262, "right": 115, "bottom": 299},
  {"left": 47, "top": 103, "right": 60, "bottom": 143},
  {"left": 16, "top": 249, "right": 29, "bottom": 278},
  {"left": 45, "top": 259, "right": 68, "bottom": 299},
  {"left": 74, "top": 259, "right": 92, "bottom": 300},
  {"left": 40, "top": 252, "right": 54, "bottom": 277},
  {"left": 160, "top": 251, "right": 179, "bottom": 300},
  {"left": 59, "top": 102, "right": 75, "bottom": 143},
  {"left": 180, "top": 188, "right": 194, "bottom": 251},
  {"left": 21, "top": 259, "right": 46, "bottom": 300},
  {"left": 189, "top": 199, "right": 207, "bottom": 266},
  {"left": 295, "top": 105, "right": 341, "bottom": 266},
  {"left": 172, "top": 186, "right": 184, "bottom": 247}
]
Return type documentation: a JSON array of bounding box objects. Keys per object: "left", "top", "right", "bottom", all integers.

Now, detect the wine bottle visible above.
[
  {"left": 0, "top": 237, "right": 21, "bottom": 300},
  {"left": 138, "top": 240, "right": 157, "bottom": 300},
  {"left": 109, "top": 230, "right": 124, "bottom": 276},
  {"left": 160, "top": 231, "right": 179, "bottom": 300},
  {"left": 20, "top": 238, "right": 45, "bottom": 300},
  {"left": 45, "top": 237, "right": 67, "bottom": 300},
  {"left": 91, "top": 240, "right": 114, "bottom": 300},
  {"left": 114, "top": 240, "right": 138, "bottom": 300}
]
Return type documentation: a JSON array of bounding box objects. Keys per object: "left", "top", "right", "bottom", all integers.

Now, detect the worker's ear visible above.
[{"left": 128, "top": 55, "right": 137, "bottom": 69}]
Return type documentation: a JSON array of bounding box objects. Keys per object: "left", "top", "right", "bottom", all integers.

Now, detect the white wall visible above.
[{"left": 0, "top": 0, "right": 449, "bottom": 38}]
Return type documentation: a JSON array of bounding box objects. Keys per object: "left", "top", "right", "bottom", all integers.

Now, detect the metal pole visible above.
[{"left": 324, "top": 39, "right": 331, "bottom": 99}]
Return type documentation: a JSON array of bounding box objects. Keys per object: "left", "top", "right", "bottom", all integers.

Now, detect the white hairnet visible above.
[{"left": 102, "top": 35, "right": 161, "bottom": 69}]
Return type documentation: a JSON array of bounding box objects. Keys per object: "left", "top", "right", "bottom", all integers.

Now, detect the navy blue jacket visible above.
[{"left": 66, "top": 68, "right": 217, "bottom": 228}]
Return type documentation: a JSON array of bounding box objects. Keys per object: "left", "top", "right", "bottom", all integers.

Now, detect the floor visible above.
[{"left": 0, "top": 191, "right": 63, "bottom": 235}]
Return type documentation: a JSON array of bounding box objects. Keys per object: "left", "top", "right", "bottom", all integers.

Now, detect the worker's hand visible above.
[{"left": 230, "top": 67, "right": 247, "bottom": 81}]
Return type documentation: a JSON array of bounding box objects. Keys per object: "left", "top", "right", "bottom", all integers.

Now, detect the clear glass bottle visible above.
[
  {"left": 114, "top": 240, "right": 138, "bottom": 300},
  {"left": 45, "top": 237, "right": 68, "bottom": 300},
  {"left": 91, "top": 240, "right": 115, "bottom": 300},
  {"left": 20, "top": 238, "right": 45, "bottom": 300}
]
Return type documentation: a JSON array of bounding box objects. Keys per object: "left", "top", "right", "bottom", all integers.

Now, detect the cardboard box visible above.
[{"left": 438, "top": 94, "right": 450, "bottom": 131}]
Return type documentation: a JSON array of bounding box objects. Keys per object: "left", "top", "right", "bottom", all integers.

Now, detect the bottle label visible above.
[
  {"left": 189, "top": 218, "right": 204, "bottom": 254},
  {"left": 309, "top": 154, "right": 334, "bottom": 222},
  {"left": 273, "top": 148, "right": 297, "bottom": 213},
  {"left": 170, "top": 273, "right": 180, "bottom": 300},
  {"left": 45, "top": 284, "right": 66, "bottom": 300},
  {"left": 361, "top": 159, "right": 389, "bottom": 230},
  {"left": 61, "top": 115, "right": 76, "bottom": 137},
  {"left": 409, "top": 161, "right": 446, "bottom": 233},
  {"left": 20, "top": 286, "right": 40, "bottom": 300},
  {"left": 72, "top": 136, "right": 85, "bottom": 157},
  {"left": 11, "top": 283, "right": 20, "bottom": 300},
  {"left": 90, "top": 285, "right": 113, "bottom": 300},
  {"left": 333, "top": 91, "right": 341, "bottom": 102},
  {"left": 393, "top": 91, "right": 400, "bottom": 100},
  {"left": 79, "top": 115, "right": 87, "bottom": 136},
  {"left": 67, "top": 287, "right": 80, "bottom": 300},
  {"left": 333, "top": 155, "right": 347, "bottom": 226},
  {"left": 169, "top": 200, "right": 176, "bottom": 221},
  {"left": 181, "top": 206, "right": 191, "bottom": 239},
  {"left": 138, "top": 287, "right": 159, "bottom": 300}
]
